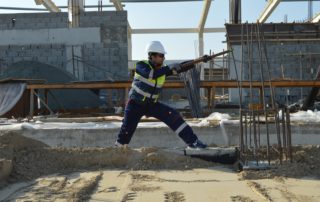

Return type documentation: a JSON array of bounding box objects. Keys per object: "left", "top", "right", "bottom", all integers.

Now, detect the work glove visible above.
[
  {"left": 202, "top": 54, "right": 210, "bottom": 63},
  {"left": 168, "top": 63, "right": 182, "bottom": 75},
  {"left": 178, "top": 60, "right": 195, "bottom": 73}
]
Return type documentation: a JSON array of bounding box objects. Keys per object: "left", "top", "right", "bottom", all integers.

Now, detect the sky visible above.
[{"left": 1, "top": 0, "right": 320, "bottom": 60}]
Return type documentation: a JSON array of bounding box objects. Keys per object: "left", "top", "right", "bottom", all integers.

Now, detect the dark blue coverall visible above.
[{"left": 116, "top": 60, "right": 198, "bottom": 146}]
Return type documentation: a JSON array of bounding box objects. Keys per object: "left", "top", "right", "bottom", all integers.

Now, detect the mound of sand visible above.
[
  {"left": 2, "top": 130, "right": 320, "bottom": 186},
  {"left": 0, "top": 131, "right": 213, "bottom": 183},
  {"left": 240, "top": 145, "right": 320, "bottom": 180}
]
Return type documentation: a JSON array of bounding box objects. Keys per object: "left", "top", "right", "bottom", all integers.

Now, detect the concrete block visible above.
[
  {"left": 89, "top": 56, "right": 100, "bottom": 62},
  {"left": 83, "top": 50, "right": 94, "bottom": 57},
  {"left": 47, "top": 56, "right": 59, "bottom": 62},
  {"left": 55, "top": 22, "right": 68, "bottom": 28},
  {"left": 111, "top": 14, "right": 127, "bottom": 21},
  {"left": 50, "top": 44, "right": 62, "bottom": 49},
  {"left": 85, "top": 71, "right": 95, "bottom": 80},
  {"left": 83, "top": 43, "right": 95, "bottom": 49},
  {"left": 23, "top": 51, "right": 34, "bottom": 57},
  {"left": 22, "top": 56, "right": 33, "bottom": 61},
  {"left": 0, "top": 159, "right": 12, "bottom": 182},
  {"left": 38, "top": 56, "right": 48, "bottom": 62},
  {"left": 0, "top": 24, "right": 8, "bottom": 30},
  {"left": 94, "top": 43, "right": 104, "bottom": 49},
  {"left": 35, "top": 22, "right": 46, "bottom": 28},
  {"left": 7, "top": 51, "right": 17, "bottom": 57}
]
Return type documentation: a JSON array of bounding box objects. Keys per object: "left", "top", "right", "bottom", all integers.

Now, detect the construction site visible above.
[{"left": 1, "top": 0, "right": 320, "bottom": 201}]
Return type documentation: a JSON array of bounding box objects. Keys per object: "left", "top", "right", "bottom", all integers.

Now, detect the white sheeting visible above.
[{"left": 0, "top": 83, "right": 26, "bottom": 116}]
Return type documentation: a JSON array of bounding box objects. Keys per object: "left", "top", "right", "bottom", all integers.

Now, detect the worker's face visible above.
[{"left": 151, "top": 53, "right": 165, "bottom": 67}]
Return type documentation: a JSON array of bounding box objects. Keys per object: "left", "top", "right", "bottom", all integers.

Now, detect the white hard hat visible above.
[{"left": 145, "top": 41, "right": 166, "bottom": 54}]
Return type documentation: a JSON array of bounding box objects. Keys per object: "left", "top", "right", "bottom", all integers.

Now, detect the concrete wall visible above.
[
  {"left": 0, "top": 11, "right": 128, "bottom": 81},
  {"left": 0, "top": 28, "right": 100, "bottom": 46},
  {"left": 229, "top": 41, "right": 320, "bottom": 105},
  {"left": 7, "top": 123, "right": 320, "bottom": 148}
]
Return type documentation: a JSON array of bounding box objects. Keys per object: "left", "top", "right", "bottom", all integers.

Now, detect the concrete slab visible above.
[{"left": 0, "top": 121, "right": 319, "bottom": 148}]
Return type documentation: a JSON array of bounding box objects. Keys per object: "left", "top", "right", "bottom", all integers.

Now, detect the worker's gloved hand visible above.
[
  {"left": 202, "top": 54, "right": 210, "bottom": 63},
  {"left": 179, "top": 60, "right": 195, "bottom": 73},
  {"left": 168, "top": 63, "right": 182, "bottom": 75}
]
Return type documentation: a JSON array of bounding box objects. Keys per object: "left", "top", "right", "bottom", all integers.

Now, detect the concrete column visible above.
[
  {"left": 68, "top": 0, "right": 84, "bottom": 28},
  {"left": 229, "top": 0, "right": 241, "bottom": 24}
]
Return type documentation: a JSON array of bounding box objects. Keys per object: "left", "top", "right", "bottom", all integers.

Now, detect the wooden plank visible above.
[{"left": 26, "top": 80, "right": 320, "bottom": 90}]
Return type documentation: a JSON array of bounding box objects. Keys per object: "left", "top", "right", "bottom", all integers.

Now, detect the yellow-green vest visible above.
[{"left": 131, "top": 60, "right": 166, "bottom": 102}]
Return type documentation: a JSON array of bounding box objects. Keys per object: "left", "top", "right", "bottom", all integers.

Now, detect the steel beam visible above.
[
  {"left": 0, "top": 5, "right": 118, "bottom": 11},
  {"left": 258, "top": 0, "right": 281, "bottom": 23},
  {"left": 27, "top": 80, "right": 320, "bottom": 90},
  {"left": 34, "top": 0, "right": 60, "bottom": 12},
  {"left": 198, "top": 0, "right": 212, "bottom": 57},
  {"left": 198, "top": 0, "right": 212, "bottom": 34},
  {"left": 312, "top": 13, "right": 320, "bottom": 22},
  {"left": 281, "top": 0, "right": 320, "bottom": 1},
  {"left": 131, "top": 27, "right": 225, "bottom": 34},
  {"left": 121, "top": 0, "right": 202, "bottom": 2}
]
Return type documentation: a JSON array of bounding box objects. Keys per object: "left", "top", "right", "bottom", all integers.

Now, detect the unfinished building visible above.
[{"left": 227, "top": 23, "right": 320, "bottom": 106}]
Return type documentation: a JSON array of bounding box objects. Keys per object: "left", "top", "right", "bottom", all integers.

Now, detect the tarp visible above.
[{"left": 0, "top": 83, "right": 26, "bottom": 116}]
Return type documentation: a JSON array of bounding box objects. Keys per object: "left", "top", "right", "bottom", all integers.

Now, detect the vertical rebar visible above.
[
  {"left": 255, "top": 23, "right": 271, "bottom": 164},
  {"left": 232, "top": 23, "right": 293, "bottom": 167},
  {"left": 240, "top": 110, "right": 244, "bottom": 152},
  {"left": 253, "top": 110, "right": 258, "bottom": 165},
  {"left": 244, "top": 112, "right": 248, "bottom": 151},
  {"left": 285, "top": 108, "right": 293, "bottom": 162},
  {"left": 281, "top": 108, "right": 287, "bottom": 161},
  {"left": 300, "top": 51, "right": 303, "bottom": 100},
  {"left": 257, "top": 110, "right": 261, "bottom": 147},
  {"left": 257, "top": 22, "right": 283, "bottom": 163},
  {"left": 249, "top": 111, "right": 252, "bottom": 147}
]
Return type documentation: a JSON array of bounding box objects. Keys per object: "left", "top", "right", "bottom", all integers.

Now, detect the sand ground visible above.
[
  {"left": 1, "top": 168, "right": 320, "bottom": 202},
  {"left": 1, "top": 131, "right": 320, "bottom": 202}
]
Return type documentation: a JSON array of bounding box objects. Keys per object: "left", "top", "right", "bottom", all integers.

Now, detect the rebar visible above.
[
  {"left": 255, "top": 23, "right": 271, "bottom": 165},
  {"left": 180, "top": 65, "right": 202, "bottom": 118},
  {"left": 258, "top": 22, "right": 283, "bottom": 164},
  {"left": 236, "top": 23, "right": 293, "bottom": 167}
]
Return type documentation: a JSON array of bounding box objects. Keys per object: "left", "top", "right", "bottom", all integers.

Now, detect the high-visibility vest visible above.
[{"left": 131, "top": 60, "right": 166, "bottom": 102}]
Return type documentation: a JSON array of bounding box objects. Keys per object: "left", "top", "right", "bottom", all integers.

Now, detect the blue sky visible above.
[{"left": 1, "top": 0, "right": 320, "bottom": 60}]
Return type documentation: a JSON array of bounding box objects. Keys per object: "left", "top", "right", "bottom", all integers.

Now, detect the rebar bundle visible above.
[
  {"left": 179, "top": 65, "right": 203, "bottom": 118},
  {"left": 227, "top": 22, "right": 293, "bottom": 167}
]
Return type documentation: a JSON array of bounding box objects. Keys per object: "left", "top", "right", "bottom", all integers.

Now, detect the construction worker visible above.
[{"left": 115, "top": 41, "right": 207, "bottom": 149}]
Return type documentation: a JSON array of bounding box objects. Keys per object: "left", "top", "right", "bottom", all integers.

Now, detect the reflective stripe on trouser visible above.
[{"left": 116, "top": 99, "right": 197, "bottom": 145}]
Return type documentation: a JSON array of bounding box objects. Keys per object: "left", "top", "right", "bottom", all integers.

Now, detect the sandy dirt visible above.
[
  {"left": 1, "top": 169, "right": 320, "bottom": 202},
  {"left": 0, "top": 131, "right": 212, "bottom": 182},
  {"left": 240, "top": 145, "right": 320, "bottom": 180},
  {"left": 1, "top": 130, "right": 320, "bottom": 201}
]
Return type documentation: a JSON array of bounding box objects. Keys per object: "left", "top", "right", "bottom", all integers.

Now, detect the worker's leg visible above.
[
  {"left": 116, "top": 99, "right": 144, "bottom": 144},
  {"left": 146, "top": 102, "right": 197, "bottom": 145}
]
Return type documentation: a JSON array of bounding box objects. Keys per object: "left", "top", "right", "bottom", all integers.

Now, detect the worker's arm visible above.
[
  {"left": 135, "top": 61, "right": 171, "bottom": 79},
  {"left": 166, "top": 60, "right": 196, "bottom": 76}
]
